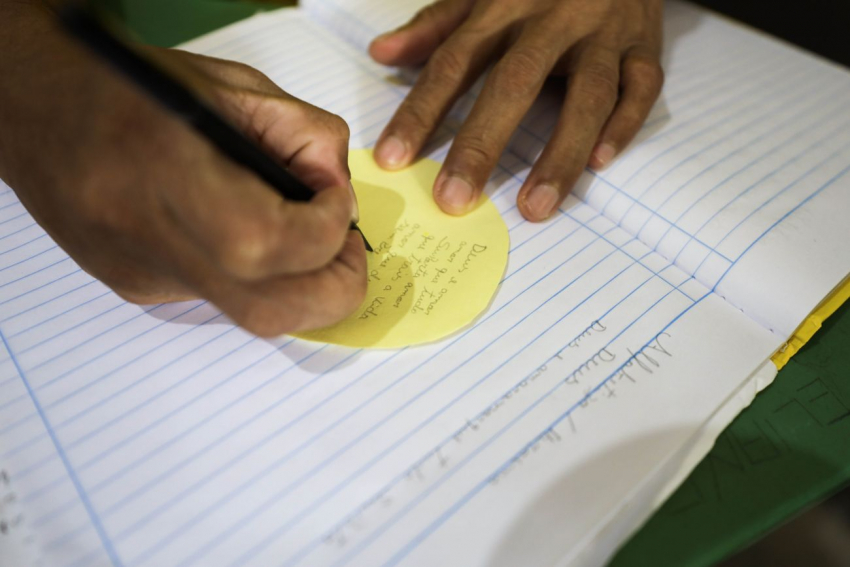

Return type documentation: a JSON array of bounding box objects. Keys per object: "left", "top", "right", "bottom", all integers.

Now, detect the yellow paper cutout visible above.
[
  {"left": 771, "top": 275, "right": 850, "bottom": 370},
  {"left": 295, "top": 149, "right": 509, "bottom": 349}
]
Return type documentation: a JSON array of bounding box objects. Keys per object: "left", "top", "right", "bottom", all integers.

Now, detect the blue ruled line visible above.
[
  {"left": 350, "top": 162, "right": 850, "bottom": 567},
  {"left": 335, "top": 282, "right": 697, "bottom": 567},
  {"left": 238, "top": 257, "right": 670, "bottom": 567},
  {"left": 7, "top": 287, "right": 109, "bottom": 337},
  {"left": 0, "top": 4, "right": 845, "bottom": 566},
  {"left": 118, "top": 227, "right": 610, "bottom": 565},
  {"left": 0, "top": 267, "right": 84, "bottom": 309},
  {"left": 0, "top": 328, "right": 121, "bottom": 566}
]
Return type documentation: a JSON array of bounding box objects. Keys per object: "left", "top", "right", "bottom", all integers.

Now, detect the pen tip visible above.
[{"left": 351, "top": 224, "right": 373, "bottom": 252}]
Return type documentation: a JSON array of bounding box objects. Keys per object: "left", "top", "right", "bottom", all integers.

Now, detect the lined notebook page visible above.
[
  {"left": 0, "top": 3, "right": 847, "bottom": 567},
  {"left": 305, "top": 0, "right": 850, "bottom": 337}
]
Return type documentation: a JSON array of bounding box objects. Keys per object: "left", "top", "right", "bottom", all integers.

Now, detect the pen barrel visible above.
[
  {"left": 58, "top": 3, "right": 372, "bottom": 250},
  {"left": 192, "top": 107, "right": 316, "bottom": 203},
  {"left": 59, "top": 3, "right": 316, "bottom": 204}
]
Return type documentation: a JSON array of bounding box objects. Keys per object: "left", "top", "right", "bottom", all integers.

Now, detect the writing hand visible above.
[
  {"left": 0, "top": 5, "right": 366, "bottom": 337},
  {"left": 369, "top": 0, "right": 664, "bottom": 221}
]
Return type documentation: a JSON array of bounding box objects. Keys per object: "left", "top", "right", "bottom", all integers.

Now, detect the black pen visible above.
[{"left": 57, "top": 3, "right": 372, "bottom": 252}]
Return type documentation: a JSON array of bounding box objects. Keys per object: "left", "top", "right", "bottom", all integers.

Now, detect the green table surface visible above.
[
  {"left": 101, "top": 2, "right": 850, "bottom": 564},
  {"left": 97, "top": 0, "right": 280, "bottom": 48}
]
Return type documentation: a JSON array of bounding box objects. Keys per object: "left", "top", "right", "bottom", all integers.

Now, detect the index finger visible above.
[{"left": 435, "top": 29, "right": 563, "bottom": 214}]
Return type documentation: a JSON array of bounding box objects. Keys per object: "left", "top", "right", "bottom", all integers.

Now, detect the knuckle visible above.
[
  {"left": 474, "top": 0, "right": 524, "bottom": 29},
  {"left": 216, "top": 221, "right": 275, "bottom": 278},
  {"left": 454, "top": 132, "right": 495, "bottom": 168},
  {"left": 616, "top": 111, "right": 645, "bottom": 137},
  {"left": 629, "top": 57, "right": 665, "bottom": 94},
  {"left": 411, "top": 3, "right": 442, "bottom": 26},
  {"left": 424, "top": 46, "right": 467, "bottom": 86},
  {"left": 492, "top": 47, "right": 549, "bottom": 98},
  {"left": 575, "top": 62, "right": 620, "bottom": 111},
  {"left": 394, "top": 98, "right": 436, "bottom": 136},
  {"left": 329, "top": 114, "right": 351, "bottom": 139},
  {"left": 234, "top": 61, "right": 270, "bottom": 83}
]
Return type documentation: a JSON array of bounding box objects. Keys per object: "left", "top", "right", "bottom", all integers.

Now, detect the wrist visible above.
[{"left": 0, "top": 4, "right": 128, "bottom": 202}]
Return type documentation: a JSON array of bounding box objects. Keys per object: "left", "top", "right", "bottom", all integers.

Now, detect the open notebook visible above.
[{"left": 1, "top": 1, "right": 849, "bottom": 566}]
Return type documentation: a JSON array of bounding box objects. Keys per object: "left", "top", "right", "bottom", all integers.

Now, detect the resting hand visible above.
[{"left": 370, "top": 0, "right": 664, "bottom": 221}]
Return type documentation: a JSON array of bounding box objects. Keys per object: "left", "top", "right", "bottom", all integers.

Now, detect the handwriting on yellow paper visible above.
[{"left": 295, "top": 149, "right": 509, "bottom": 349}]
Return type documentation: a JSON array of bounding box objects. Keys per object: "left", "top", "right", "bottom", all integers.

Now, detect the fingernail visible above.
[
  {"left": 525, "top": 184, "right": 560, "bottom": 220},
  {"left": 375, "top": 136, "right": 408, "bottom": 169},
  {"left": 591, "top": 143, "right": 616, "bottom": 169},
  {"left": 348, "top": 181, "right": 360, "bottom": 223},
  {"left": 438, "top": 176, "right": 475, "bottom": 214}
]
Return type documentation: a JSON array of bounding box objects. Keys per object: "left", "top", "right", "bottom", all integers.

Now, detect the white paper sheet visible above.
[{"left": 0, "top": 2, "right": 848, "bottom": 566}]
